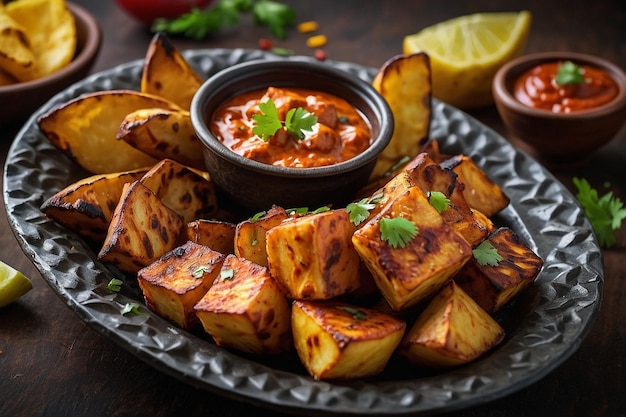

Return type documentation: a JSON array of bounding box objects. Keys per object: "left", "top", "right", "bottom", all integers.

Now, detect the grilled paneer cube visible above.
[
  {"left": 98, "top": 181, "right": 185, "bottom": 274},
  {"left": 352, "top": 186, "right": 472, "bottom": 311},
  {"left": 292, "top": 300, "right": 406, "bottom": 380},
  {"left": 234, "top": 206, "right": 289, "bottom": 267},
  {"left": 140, "top": 158, "right": 218, "bottom": 224},
  {"left": 266, "top": 209, "right": 361, "bottom": 300},
  {"left": 186, "top": 219, "right": 236, "bottom": 254},
  {"left": 455, "top": 227, "right": 544, "bottom": 314},
  {"left": 137, "top": 241, "right": 225, "bottom": 330},
  {"left": 439, "top": 154, "right": 510, "bottom": 217},
  {"left": 399, "top": 280, "right": 505, "bottom": 368},
  {"left": 194, "top": 254, "right": 292, "bottom": 354}
]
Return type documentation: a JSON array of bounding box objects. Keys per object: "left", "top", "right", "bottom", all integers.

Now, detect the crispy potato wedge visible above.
[
  {"left": 371, "top": 53, "right": 432, "bottom": 178},
  {"left": 0, "top": 11, "right": 35, "bottom": 81},
  {"left": 98, "top": 181, "right": 185, "bottom": 274},
  {"left": 37, "top": 90, "right": 182, "bottom": 174},
  {"left": 195, "top": 254, "right": 293, "bottom": 354},
  {"left": 117, "top": 107, "right": 206, "bottom": 170},
  {"left": 292, "top": 300, "right": 406, "bottom": 380},
  {"left": 40, "top": 168, "right": 148, "bottom": 243},
  {"left": 5, "top": 0, "right": 76, "bottom": 80},
  {"left": 141, "top": 32, "right": 204, "bottom": 110},
  {"left": 137, "top": 241, "right": 226, "bottom": 331},
  {"left": 139, "top": 159, "right": 218, "bottom": 224},
  {"left": 186, "top": 219, "right": 236, "bottom": 254},
  {"left": 399, "top": 280, "right": 505, "bottom": 368}
]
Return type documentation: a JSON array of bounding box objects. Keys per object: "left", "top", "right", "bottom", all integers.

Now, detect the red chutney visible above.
[
  {"left": 514, "top": 61, "right": 619, "bottom": 113},
  {"left": 210, "top": 87, "right": 372, "bottom": 168}
]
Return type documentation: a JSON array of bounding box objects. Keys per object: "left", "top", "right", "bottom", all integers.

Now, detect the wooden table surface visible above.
[{"left": 2, "top": 1, "right": 625, "bottom": 416}]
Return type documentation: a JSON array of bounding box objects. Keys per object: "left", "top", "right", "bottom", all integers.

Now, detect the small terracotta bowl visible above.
[
  {"left": 190, "top": 59, "right": 394, "bottom": 212},
  {"left": 493, "top": 51, "right": 626, "bottom": 165},
  {"left": 0, "top": 2, "right": 102, "bottom": 126}
]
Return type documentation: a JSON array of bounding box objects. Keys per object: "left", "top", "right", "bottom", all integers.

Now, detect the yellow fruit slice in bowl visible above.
[
  {"left": 0, "top": 260, "right": 33, "bottom": 308},
  {"left": 403, "top": 11, "right": 531, "bottom": 109}
]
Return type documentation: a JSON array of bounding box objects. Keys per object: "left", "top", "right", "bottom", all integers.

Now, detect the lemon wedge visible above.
[
  {"left": 0, "top": 260, "right": 33, "bottom": 308},
  {"left": 403, "top": 11, "right": 532, "bottom": 109}
]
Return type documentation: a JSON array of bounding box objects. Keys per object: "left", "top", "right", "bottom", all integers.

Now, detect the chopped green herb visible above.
[
  {"left": 337, "top": 306, "right": 368, "bottom": 320},
  {"left": 379, "top": 217, "right": 418, "bottom": 249},
  {"left": 286, "top": 207, "right": 309, "bottom": 216},
  {"left": 573, "top": 177, "right": 626, "bottom": 248},
  {"left": 106, "top": 278, "right": 123, "bottom": 292},
  {"left": 555, "top": 61, "right": 585, "bottom": 86},
  {"left": 472, "top": 240, "right": 503, "bottom": 266},
  {"left": 121, "top": 303, "right": 146, "bottom": 316},
  {"left": 346, "top": 193, "right": 383, "bottom": 226},
  {"left": 192, "top": 266, "right": 211, "bottom": 278},
  {"left": 221, "top": 268, "right": 235, "bottom": 280},
  {"left": 428, "top": 191, "right": 451, "bottom": 213},
  {"left": 271, "top": 46, "right": 293, "bottom": 56},
  {"left": 250, "top": 211, "right": 267, "bottom": 222},
  {"left": 337, "top": 115, "right": 349, "bottom": 124},
  {"left": 310, "top": 206, "right": 331, "bottom": 214},
  {"left": 252, "top": 99, "right": 317, "bottom": 141}
]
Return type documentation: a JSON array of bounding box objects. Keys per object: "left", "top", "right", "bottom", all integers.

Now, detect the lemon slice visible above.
[
  {"left": 0, "top": 260, "right": 33, "bottom": 308},
  {"left": 403, "top": 11, "right": 532, "bottom": 109}
]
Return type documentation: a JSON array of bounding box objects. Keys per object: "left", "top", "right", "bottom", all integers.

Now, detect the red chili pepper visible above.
[
  {"left": 314, "top": 49, "right": 327, "bottom": 61},
  {"left": 258, "top": 38, "right": 273, "bottom": 50}
]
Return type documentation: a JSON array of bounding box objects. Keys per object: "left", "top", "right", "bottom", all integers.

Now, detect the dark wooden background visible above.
[{"left": 1, "top": 1, "right": 625, "bottom": 416}]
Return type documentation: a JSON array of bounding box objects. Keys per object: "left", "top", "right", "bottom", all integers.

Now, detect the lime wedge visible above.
[{"left": 0, "top": 260, "right": 33, "bottom": 308}]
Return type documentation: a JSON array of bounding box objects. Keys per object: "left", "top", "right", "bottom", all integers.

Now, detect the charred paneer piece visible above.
[
  {"left": 266, "top": 209, "right": 361, "bottom": 300},
  {"left": 291, "top": 300, "right": 406, "bottom": 380},
  {"left": 186, "top": 219, "right": 236, "bottom": 254},
  {"left": 98, "top": 181, "right": 185, "bottom": 274},
  {"left": 352, "top": 186, "right": 472, "bottom": 311},
  {"left": 194, "top": 254, "right": 292, "bottom": 354},
  {"left": 399, "top": 280, "right": 505, "bottom": 368},
  {"left": 454, "top": 227, "right": 544, "bottom": 314},
  {"left": 137, "top": 241, "right": 225, "bottom": 330},
  {"left": 234, "top": 206, "right": 289, "bottom": 267}
]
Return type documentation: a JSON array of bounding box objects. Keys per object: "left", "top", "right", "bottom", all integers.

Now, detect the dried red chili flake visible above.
[
  {"left": 314, "top": 49, "right": 327, "bottom": 61},
  {"left": 258, "top": 38, "right": 273, "bottom": 50}
]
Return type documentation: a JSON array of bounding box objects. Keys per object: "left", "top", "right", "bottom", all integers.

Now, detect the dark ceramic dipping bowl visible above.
[
  {"left": 190, "top": 59, "right": 394, "bottom": 212},
  {"left": 492, "top": 51, "right": 626, "bottom": 165}
]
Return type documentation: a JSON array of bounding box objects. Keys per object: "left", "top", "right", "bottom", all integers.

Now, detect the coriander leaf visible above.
[
  {"left": 428, "top": 191, "right": 451, "bottom": 213},
  {"left": 284, "top": 107, "right": 317, "bottom": 139},
  {"left": 250, "top": 210, "right": 267, "bottom": 221},
  {"left": 252, "top": 0, "right": 296, "bottom": 39},
  {"left": 346, "top": 197, "right": 376, "bottom": 226},
  {"left": 121, "top": 303, "right": 146, "bottom": 316},
  {"left": 472, "top": 240, "right": 503, "bottom": 266},
  {"left": 337, "top": 306, "right": 368, "bottom": 320},
  {"left": 106, "top": 278, "right": 123, "bottom": 292},
  {"left": 252, "top": 100, "right": 282, "bottom": 141},
  {"left": 379, "top": 217, "right": 418, "bottom": 249},
  {"left": 192, "top": 265, "right": 211, "bottom": 278},
  {"left": 221, "top": 268, "right": 235, "bottom": 280},
  {"left": 555, "top": 61, "right": 585, "bottom": 86},
  {"left": 310, "top": 206, "right": 331, "bottom": 214},
  {"left": 574, "top": 177, "right": 626, "bottom": 248}
]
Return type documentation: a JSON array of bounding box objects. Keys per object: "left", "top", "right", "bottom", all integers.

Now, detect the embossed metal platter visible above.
[{"left": 3, "top": 49, "right": 603, "bottom": 415}]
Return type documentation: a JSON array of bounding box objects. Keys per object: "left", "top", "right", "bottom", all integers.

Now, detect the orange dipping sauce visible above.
[
  {"left": 514, "top": 61, "right": 619, "bottom": 113},
  {"left": 211, "top": 87, "right": 372, "bottom": 168}
]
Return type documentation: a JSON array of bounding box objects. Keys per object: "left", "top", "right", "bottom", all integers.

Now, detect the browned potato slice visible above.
[
  {"left": 98, "top": 181, "right": 185, "bottom": 274},
  {"left": 117, "top": 107, "right": 206, "bottom": 170},
  {"left": 0, "top": 12, "right": 35, "bottom": 81},
  {"left": 455, "top": 227, "right": 544, "bottom": 313},
  {"left": 37, "top": 90, "right": 181, "bottom": 174},
  {"left": 440, "top": 154, "right": 510, "bottom": 217},
  {"left": 399, "top": 280, "right": 505, "bottom": 368},
  {"left": 267, "top": 209, "right": 361, "bottom": 300},
  {"left": 139, "top": 159, "right": 218, "bottom": 224},
  {"left": 141, "top": 32, "right": 204, "bottom": 110},
  {"left": 352, "top": 186, "right": 472, "bottom": 311},
  {"left": 371, "top": 52, "right": 432, "bottom": 178},
  {"left": 186, "top": 219, "right": 236, "bottom": 254},
  {"left": 40, "top": 168, "right": 148, "bottom": 243},
  {"left": 194, "top": 254, "right": 293, "bottom": 354},
  {"left": 292, "top": 300, "right": 406, "bottom": 380},
  {"left": 137, "top": 241, "right": 225, "bottom": 330},
  {"left": 234, "top": 206, "right": 289, "bottom": 267}
]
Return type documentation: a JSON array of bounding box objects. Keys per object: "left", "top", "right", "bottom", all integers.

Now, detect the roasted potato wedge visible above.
[
  {"left": 137, "top": 241, "right": 226, "bottom": 331},
  {"left": 195, "top": 254, "right": 293, "bottom": 354},
  {"left": 292, "top": 300, "right": 406, "bottom": 380},
  {"left": 186, "top": 219, "right": 236, "bottom": 254},
  {"left": 37, "top": 90, "right": 182, "bottom": 174},
  {"left": 0, "top": 11, "right": 35, "bottom": 81},
  {"left": 98, "top": 181, "right": 185, "bottom": 274},
  {"left": 371, "top": 52, "right": 432, "bottom": 178},
  {"left": 141, "top": 32, "right": 204, "bottom": 110},
  {"left": 117, "top": 107, "right": 206, "bottom": 170},
  {"left": 40, "top": 168, "right": 148, "bottom": 243},
  {"left": 399, "top": 280, "right": 505, "bottom": 368}
]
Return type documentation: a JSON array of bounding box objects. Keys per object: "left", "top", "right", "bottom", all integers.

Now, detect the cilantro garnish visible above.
[
  {"left": 555, "top": 61, "right": 585, "bottom": 86},
  {"left": 220, "top": 268, "right": 235, "bottom": 280},
  {"left": 121, "top": 303, "right": 146, "bottom": 316},
  {"left": 337, "top": 306, "right": 368, "bottom": 320},
  {"left": 192, "top": 266, "right": 211, "bottom": 278},
  {"left": 286, "top": 206, "right": 331, "bottom": 216},
  {"left": 573, "top": 177, "right": 626, "bottom": 248},
  {"left": 428, "top": 191, "right": 451, "bottom": 213},
  {"left": 250, "top": 211, "right": 267, "bottom": 222},
  {"left": 106, "top": 278, "right": 123, "bottom": 292},
  {"left": 151, "top": 0, "right": 296, "bottom": 40},
  {"left": 252, "top": 99, "right": 317, "bottom": 141},
  {"left": 472, "top": 240, "right": 503, "bottom": 266},
  {"left": 379, "top": 217, "right": 418, "bottom": 249},
  {"left": 346, "top": 193, "right": 383, "bottom": 226}
]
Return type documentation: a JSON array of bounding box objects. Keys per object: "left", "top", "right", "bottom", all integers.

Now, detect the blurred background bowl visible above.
[
  {"left": 0, "top": 2, "right": 101, "bottom": 127},
  {"left": 492, "top": 51, "right": 626, "bottom": 166},
  {"left": 191, "top": 59, "right": 394, "bottom": 213}
]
